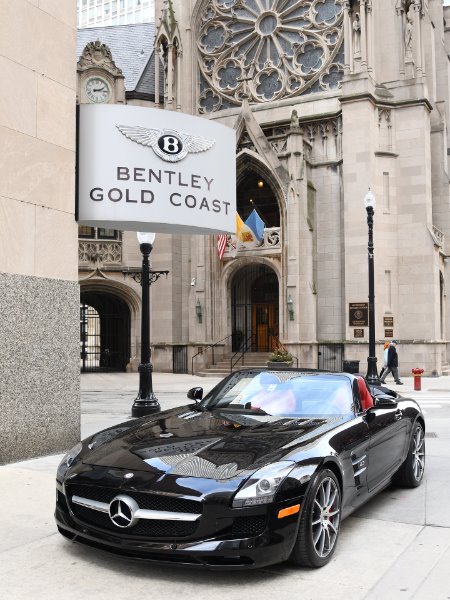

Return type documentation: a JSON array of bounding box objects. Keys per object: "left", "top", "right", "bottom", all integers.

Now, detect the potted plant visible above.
[{"left": 267, "top": 347, "right": 293, "bottom": 368}]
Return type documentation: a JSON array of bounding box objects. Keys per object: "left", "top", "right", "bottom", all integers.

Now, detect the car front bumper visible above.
[{"left": 55, "top": 484, "right": 301, "bottom": 570}]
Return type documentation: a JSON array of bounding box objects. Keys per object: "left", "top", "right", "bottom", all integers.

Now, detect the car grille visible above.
[
  {"left": 57, "top": 490, "right": 68, "bottom": 511},
  {"left": 231, "top": 515, "right": 266, "bottom": 538},
  {"left": 66, "top": 483, "right": 201, "bottom": 538},
  {"left": 70, "top": 505, "right": 198, "bottom": 537},
  {"left": 67, "top": 484, "right": 201, "bottom": 513}
]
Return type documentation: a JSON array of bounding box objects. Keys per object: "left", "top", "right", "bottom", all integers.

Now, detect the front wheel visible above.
[
  {"left": 394, "top": 422, "right": 425, "bottom": 488},
  {"left": 289, "top": 468, "right": 341, "bottom": 568}
]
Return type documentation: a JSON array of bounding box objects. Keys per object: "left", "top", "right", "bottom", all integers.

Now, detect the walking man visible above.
[{"left": 380, "top": 340, "right": 403, "bottom": 385}]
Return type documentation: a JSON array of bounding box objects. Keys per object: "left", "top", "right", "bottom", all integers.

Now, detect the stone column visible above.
[
  {"left": 396, "top": 5, "right": 405, "bottom": 78},
  {"left": 176, "top": 49, "right": 182, "bottom": 111},
  {"left": 285, "top": 124, "right": 317, "bottom": 349},
  {"left": 360, "top": 0, "right": 367, "bottom": 71},
  {"left": 167, "top": 43, "right": 174, "bottom": 109},
  {"left": 343, "top": 1, "right": 351, "bottom": 75},
  {"left": 366, "top": 0, "right": 374, "bottom": 74},
  {"left": 412, "top": 0, "right": 423, "bottom": 78},
  {"left": 154, "top": 44, "right": 160, "bottom": 107}
]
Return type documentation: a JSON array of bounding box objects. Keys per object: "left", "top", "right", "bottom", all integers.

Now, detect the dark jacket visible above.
[{"left": 387, "top": 345, "right": 398, "bottom": 368}]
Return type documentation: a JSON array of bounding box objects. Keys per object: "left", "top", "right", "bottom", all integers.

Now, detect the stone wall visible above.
[
  {"left": 0, "top": 273, "right": 80, "bottom": 464},
  {"left": 0, "top": 1, "right": 79, "bottom": 463}
]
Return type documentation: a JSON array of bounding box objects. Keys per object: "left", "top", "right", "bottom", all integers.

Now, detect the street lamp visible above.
[
  {"left": 131, "top": 232, "right": 169, "bottom": 417},
  {"left": 364, "top": 189, "right": 381, "bottom": 385}
]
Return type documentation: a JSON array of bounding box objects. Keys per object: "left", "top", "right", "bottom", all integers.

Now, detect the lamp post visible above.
[
  {"left": 364, "top": 189, "right": 381, "bottom": 385},
  {"left": 129, "top": 232, "right": 169, "bottom": 417}
]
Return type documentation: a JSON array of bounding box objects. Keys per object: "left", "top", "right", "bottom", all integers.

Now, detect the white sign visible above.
[{"left": 77, "top": 105, "right": 236, "bottom": 234}]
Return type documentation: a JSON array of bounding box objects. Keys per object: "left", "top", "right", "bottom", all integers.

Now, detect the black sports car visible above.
[{"left": 55, "top": 369, "right": 425, "bottom": 569}]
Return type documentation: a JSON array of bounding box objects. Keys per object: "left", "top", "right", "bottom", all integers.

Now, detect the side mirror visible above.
[
  {"left": 374, "top": 395, "right": 398, "bottom": 408},
  {"left": 187, "top": 387, "right": 203, "bottom": 402}
]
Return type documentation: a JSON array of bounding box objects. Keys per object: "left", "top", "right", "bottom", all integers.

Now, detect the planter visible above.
[{"left": 266, "top": 361, "right": 293, "bottom": 369}]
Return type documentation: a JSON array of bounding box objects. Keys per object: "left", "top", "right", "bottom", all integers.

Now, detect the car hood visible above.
[{"left": 82, "top": 406, "right": 343, "bottom": 479}]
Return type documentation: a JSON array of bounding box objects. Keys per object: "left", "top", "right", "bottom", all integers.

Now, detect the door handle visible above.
[{"left": 395, "top": 409, "right": 402, "bottom": 421}]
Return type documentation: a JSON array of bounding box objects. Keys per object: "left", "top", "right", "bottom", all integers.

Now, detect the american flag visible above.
[{"left": 217, "top": 234, "right": 228, "bottom": 260}]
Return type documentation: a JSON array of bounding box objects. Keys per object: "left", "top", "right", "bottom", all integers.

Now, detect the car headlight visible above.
[
  {"left": 57, "top": 442, "right": 82, "bottom": 480},
  {"left": 232, "top": 461, "right": 295, "bottom": 507}
]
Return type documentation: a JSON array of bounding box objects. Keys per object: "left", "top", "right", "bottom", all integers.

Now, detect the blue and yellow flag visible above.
[
  {"left": 245, "top": 209, "right": 265, "bottom": 242},
  {"left": 236, "top": 210, "right": 265, "bottom": 248}
]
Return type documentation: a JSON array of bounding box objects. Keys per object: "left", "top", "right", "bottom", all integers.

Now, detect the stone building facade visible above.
[
  {"left": 77, "top": 0, "right": 450, "bottom": 380},
  {"left": 1, "top": 1, "right": 79, "bottom": 463}
]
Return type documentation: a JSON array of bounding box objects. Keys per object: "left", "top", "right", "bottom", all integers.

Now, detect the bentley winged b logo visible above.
[{"left": 116, "top": 124, "right": 216, "bottom": 163}]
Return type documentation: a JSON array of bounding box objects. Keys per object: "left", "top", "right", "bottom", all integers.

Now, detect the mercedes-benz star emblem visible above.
[
  {"left": 116, "top": 124, "right": 215, "bottom": 163},
  {"left": 108, "top": 495, "right": 139, "bottom": 528}
]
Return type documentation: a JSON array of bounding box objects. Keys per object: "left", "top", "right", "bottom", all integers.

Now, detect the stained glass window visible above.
[{"left": 198, "top": 0, "right": 344, "bottom": 112}]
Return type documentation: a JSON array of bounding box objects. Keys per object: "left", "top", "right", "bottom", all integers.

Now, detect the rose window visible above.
[{"left": 198, "top": 0, "right": 344, "bottom": 112}]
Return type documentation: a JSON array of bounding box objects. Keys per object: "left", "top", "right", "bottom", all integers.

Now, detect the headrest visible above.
[{"left": 355, "top": 375, "right": 374, "bottom": 410}]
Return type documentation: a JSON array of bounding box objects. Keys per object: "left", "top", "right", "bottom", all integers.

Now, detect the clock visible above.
[{"left": 84, "top": 76, "right": 111, "bottom": 103}]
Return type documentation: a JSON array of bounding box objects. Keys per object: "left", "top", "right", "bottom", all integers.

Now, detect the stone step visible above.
[
  {"left": 200, "top": 364, "right": 264, "bottom": 372},
  {"left": 196, "top": 367, "right": 252, "bottom": 377},
  {"left": 210, "top": 360, "right": 267, "bottom": 371},
  {"left": 194, "top": 352, "right": 269, "bottom": 377}
]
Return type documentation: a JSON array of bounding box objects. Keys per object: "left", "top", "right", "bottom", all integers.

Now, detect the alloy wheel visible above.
[
  {"left": 412, "top": 425, "right": 425, "bottom": 481},
  {"left": 311, "top": 476, "right": 341, "bottom": 558}
]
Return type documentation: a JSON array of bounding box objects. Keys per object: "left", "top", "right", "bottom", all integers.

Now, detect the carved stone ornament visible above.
[
  {"left": 79, "top": 241, "right": 123, "bottom": 265},
  {"left": 198, "top": 0, "right": 345, "bottom": 113},
  {"left": 77, "top": 40, "right": 124, "bottom": 77},
  {"left": 396, "top": 0, "right": 426, "bottom": 17}
]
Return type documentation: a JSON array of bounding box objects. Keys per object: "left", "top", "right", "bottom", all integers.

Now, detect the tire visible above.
[
  {"left": 394, "top": 422, "right": 425, "bottom": 488},
  {"left": 289, "top": 468, "right": 341, "bottom": 568}
]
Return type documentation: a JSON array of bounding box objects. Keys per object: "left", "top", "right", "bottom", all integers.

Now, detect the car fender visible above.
[{"left": 281, "top": 457, "right": 343, "bottom": 504}]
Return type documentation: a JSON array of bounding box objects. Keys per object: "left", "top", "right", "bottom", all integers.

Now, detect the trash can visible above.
[{"left": 343, "top": 360, "right": 360, "bottom": 374}]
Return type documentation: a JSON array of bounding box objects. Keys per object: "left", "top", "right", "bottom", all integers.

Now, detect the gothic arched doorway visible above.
[
  {"left": 80, "top": 291, "right": 130, "bottom": 372},
  {"left": 231, "top": 264, "right": 279, "bottom": 352}
]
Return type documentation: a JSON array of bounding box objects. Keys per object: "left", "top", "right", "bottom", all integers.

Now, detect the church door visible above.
[
  {"left": 252, "top": 303, "right": 278, "bottom": 352},
  {"left": 231, "top": 264, "right": 279, "bottom": 352}
]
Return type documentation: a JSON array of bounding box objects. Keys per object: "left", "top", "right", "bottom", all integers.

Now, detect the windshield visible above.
[{"left": 201, "top": 371, "right": 354, "bottom": 417}]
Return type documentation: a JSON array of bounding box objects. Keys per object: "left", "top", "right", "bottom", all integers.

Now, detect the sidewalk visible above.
[{"left": 1, "top": 372, "right": 450, "bottom": 600}]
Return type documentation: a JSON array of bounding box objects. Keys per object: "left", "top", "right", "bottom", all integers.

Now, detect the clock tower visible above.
[{"left": 77, "top": 40, "right": 125, "bottom": 104}]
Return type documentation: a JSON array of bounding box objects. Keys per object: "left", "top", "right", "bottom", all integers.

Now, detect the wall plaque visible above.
[
  {"left": 383, "top": 316, "right": 394, "bottom": 327},
  {"left": 354, "top": 329, "right": 364, "bottom": 338},
  {"left": 385, "top": 329, "right": 394, "bottom": 338},
  {"left": 349, "top": 303, "right": 369, "bottom": 326}
]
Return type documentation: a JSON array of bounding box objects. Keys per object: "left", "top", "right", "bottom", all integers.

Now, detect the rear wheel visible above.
[
  {"left": 289, "top": 469, "right": 341, "bottom": 568},
  {"left": 394, "top": 422, "right": 425, "bottom": 488}
]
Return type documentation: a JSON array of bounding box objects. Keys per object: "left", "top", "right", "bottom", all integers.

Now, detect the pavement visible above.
[{"left": 1, "top": 372, "right": 450, "bottom": 600}]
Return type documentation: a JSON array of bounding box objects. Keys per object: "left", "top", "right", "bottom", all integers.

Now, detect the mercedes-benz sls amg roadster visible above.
[{"left": 55, "top": 369, "right": 425, "bottom": 569}]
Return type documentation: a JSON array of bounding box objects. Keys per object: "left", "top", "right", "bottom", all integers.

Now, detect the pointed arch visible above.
[
  {"left": 79, "top": 277, "right": 141, "bottom": 372},
  {"left": 236, "top": 149, "right": 287, "bottom": 229},
  {"left": 221, "top": 258, "right": 281, "bottom": 352}
]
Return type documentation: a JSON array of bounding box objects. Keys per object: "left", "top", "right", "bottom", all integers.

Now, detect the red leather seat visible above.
[{"left": 356, "top": 376, "right": 374, "bottom": 410}]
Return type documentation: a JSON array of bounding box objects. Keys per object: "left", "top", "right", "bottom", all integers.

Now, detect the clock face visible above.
[{"left": 85, "top": 77, "right": 111, "bottom": 103}]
